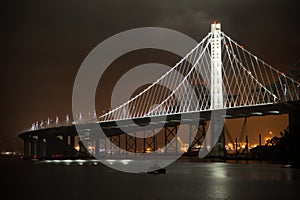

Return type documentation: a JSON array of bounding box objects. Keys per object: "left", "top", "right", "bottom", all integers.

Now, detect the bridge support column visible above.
[
  {"left": 37, "top": 136, "right": 45, "bottom": 159},
  {"left": 143, "top": 130, "right": 156, "bottom": 153},
  {"left": 70, "top": 135, "right": 75, "bottom": 149},
  {"left": 207, "top": 117, "right": 226, "bottom": 159},
  {"left": 23, "top": 138, "right": 30, "bottom": 158},
  {"left": 63, "top": 134, "right": 68, "bottom": 146},
  {"left": 69, "top": 135, "right": 75, "bottom": 157},
  {"left": 126, "top": 133, "right": 137, "bottom": 153},
  {"left": 30, "top": 139, "right": 36, "bottom": 159},
  {"left": 109, "top": 135, "right": 121, "bottom": 156},
  {"left": 188, "top": 121, "right": 206, "bottom": 153},
  {"left": 164, "top": 125, "right": 178, "bottom": 153},
  {"left": 207, "top": 130, "right": 225, "bottom": 159},
  {"left": 99, "top": 138, "right": 106, "bottom": 156},
  {"left": 78, "top": 139, "right": 88, "bottom": 156},
  {"left": 206, "top": 22, "right": 225, "bottom": 159},
  {"left": 94, "top": 137, "right": 99, "bottom": 157}
]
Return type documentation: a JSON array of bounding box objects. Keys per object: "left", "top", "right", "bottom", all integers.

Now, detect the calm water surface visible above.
[{"left": 1, "top": 158, "right": 300, "bottom": 200}]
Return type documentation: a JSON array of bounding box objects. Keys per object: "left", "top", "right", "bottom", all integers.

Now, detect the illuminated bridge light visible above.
[
  {"left": 268, "top": 110, "right": 280, "bottom": 114},
  {"left": 251, "top": 112, "right": 263, "bottom": 116}
]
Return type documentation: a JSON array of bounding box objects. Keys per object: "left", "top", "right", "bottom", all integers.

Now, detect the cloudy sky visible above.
[{"left": 1, "top": 0, "right": 299, "bottom": 150}]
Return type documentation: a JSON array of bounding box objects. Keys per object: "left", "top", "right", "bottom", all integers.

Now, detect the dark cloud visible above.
[{"left": 0, "top": 0, "right": 299, "bottom": 150}]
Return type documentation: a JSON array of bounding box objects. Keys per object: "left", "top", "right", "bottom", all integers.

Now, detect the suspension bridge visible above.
[{"left": 19, "top": 22, "right": 300, "bottom": 160}]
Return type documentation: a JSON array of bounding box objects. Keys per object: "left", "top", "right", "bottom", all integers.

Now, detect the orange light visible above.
[
  {"left": 269, "top": 131, "right": 273, "bottom": 135},
  {"left": 145, "top": 147, "right": 152, "bottom": 153}
]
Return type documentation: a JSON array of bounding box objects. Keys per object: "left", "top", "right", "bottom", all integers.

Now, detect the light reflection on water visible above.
[
  {"left": 1, "top": 159, "right": 300, "bottom": 200},
  {"left": 168, "top": 161, "right": 300, "bottom": 181},
  {"left": 38, "top": 159, "right": 300, "bottom": 182}
]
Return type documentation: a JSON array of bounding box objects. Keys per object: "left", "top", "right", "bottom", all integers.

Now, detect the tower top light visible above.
[{"left": 211, "top": 22, "right": 221, "bottom": 32}]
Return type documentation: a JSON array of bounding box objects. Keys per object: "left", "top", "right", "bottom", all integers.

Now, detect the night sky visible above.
[{"left": 1, "top": 0, "right": 299, "bottom": 151}]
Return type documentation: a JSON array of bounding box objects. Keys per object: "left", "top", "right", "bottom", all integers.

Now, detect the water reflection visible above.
[{"left": 2, "top": 159, "right": 299, "bottom": 200}]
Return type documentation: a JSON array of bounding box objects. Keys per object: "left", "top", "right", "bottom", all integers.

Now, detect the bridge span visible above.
[
  {"left": 18, "top": 22, "right": 300, "bottom": 164},
  {"left": 19, "top": 100, "right": 300, "bottom": 160}
]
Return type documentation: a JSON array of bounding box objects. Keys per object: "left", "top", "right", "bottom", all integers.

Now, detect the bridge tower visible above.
[
  {"left": 210, "top": 22, "right": 223, "bottom": 109},
  {"left": 208, "top": 22, "right": 225, "bottom": 159}
]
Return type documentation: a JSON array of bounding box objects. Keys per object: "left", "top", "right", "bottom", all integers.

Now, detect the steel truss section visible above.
[
  {"left": 143, "top": 129, "right": 156, "bottom": 153},
  {"left": 97, "top": 137, "right": 106, "bottom": 156},
  {"left": 125, "top": 133, "right": 137, "bottom": 153},
  {"left": 164, "top": 125, "right": 178, "bottom": 153},
  {"left": 188, "top": 121, "right": 206, "bottom": 152},
  {"left": 109, "top": 134, "right": 121, "bottom": 155}
]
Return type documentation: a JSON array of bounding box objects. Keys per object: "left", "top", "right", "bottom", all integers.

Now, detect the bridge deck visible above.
[{"left": 19, "top": 101, "right": 299, "bottom": 139}]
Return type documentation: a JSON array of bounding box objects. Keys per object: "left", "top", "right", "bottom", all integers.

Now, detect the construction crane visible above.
[
  {"left": 177, "top": 137, "right": 189, "bottom": 152},
  {"left": 224, "top": 124, "right": 235, "bottom": 145},
  {"left": 239, "top": 117, "right": 249, "bottom": 155},
  {"left": 239, "top": 117, "right": 247, "bottom": 144},
  {"left": 224, "top": 118, "right": 249, "bottom": 156}
]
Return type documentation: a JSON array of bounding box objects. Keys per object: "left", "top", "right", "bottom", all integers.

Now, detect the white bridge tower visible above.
[{"left": 210, "top": 22, "right": 223, "bottom": 109}]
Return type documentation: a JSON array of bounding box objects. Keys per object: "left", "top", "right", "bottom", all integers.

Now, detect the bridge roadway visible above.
[
  {"left": 99, "top": 100, "right": 300, "bottom": 133},
  {"left": 18, "top": 100, "right": 300, "bottom": 159}
]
